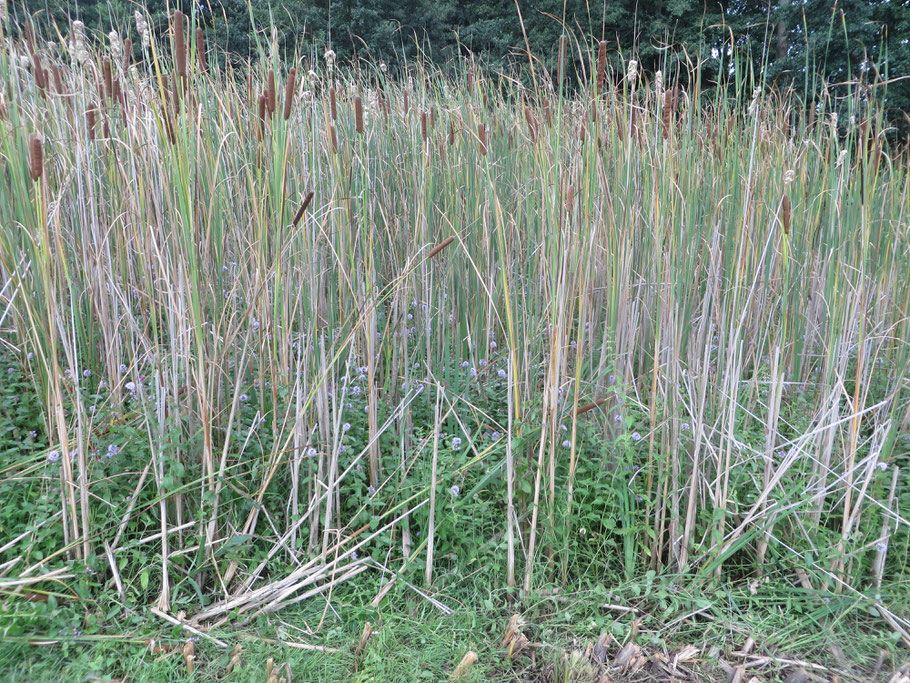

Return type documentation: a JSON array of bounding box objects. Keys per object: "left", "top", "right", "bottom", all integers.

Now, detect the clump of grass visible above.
[{"left": 0, "top": 9, "right": 907, "bottom": 660}]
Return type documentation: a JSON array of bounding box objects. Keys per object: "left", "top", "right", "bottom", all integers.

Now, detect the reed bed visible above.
[{"left": 0, "top": 12, "right": 908, "bottom": 630}]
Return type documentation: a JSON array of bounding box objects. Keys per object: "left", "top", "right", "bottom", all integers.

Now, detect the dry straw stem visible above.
[{"left": 450, "top": 650, "right": 478, "bottom": 680}]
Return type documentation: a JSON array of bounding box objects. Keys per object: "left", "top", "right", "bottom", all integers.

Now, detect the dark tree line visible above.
[{"left": 15, "top": 0, "right": 910, "bottom": 119}]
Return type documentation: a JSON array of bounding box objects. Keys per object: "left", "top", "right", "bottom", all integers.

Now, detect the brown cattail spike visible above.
[
  {"left": 427, "top": 236, "right": 455, "bottom": 259},
  {"left": 196, "top": 28, "right": 206, "bottom": 72},
  {"left": 86, "top": 103, "right": 96, "bottom": 140},
  {"left": 102, "top": 58, "right": 112, "bottom": 101},
  {"left": 28, "top": 133, "right": 44, "bottom": 182},
  {"left": 266, "top": 69, "right": 276, "bottom": 115},
  {"left": 781, "top": 195, "right": 791, "bottom": 235},
  {"left": 257, "top": 93, "right": 266, "bottom": 133},
  {"left": 524, "top": 104, "right": 537, "bottom": 142},
  {"left": 355, "top": 95, "right": 364, "bottom": 134},
  {"left": 292, "top": 190, "right": 314, "bottom": 226},
  {"left": 329, "top": 87, "right": 337, "bottom": 120},
  {"left": 420, "top": 111, "right": 427, "bottom": 141},
  {"left": 477, "top": 123, "right": 487, "bottom": 156},
  {"left": 174, "top": 10, "right": 186, "bottom": 79},
  {"left": 329, "top": 124, "right": 337, "bottom": 153},
  {"left": 403, "top": 90, "right": 409, "bottom": 116},
  {"left": 596, "top": 40, "right": 607, "bottom": 93},
  {"left": 123, "top": 38, "right": 132, "bottom": 70},
  {"left": 575, "top": 397, "right": 607, "bottom": 416},
  {"left": 284, "top": 68, "right": 296, "bottom": 120}
]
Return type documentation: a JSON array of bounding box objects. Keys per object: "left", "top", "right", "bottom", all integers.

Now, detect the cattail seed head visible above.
[
  {"left": 329, "top": 123, "right": 337, "bottom": 153},
  {"left": 102, "top": 57, "right": 112, "bottom": 100},
  {"left": 135, "top": 11, "right": 150, "bottom": 50},
  {"left": 566, "top": 183, "right": 575, "bottom": 211},
  {"left": 477, "top": 123, "right": 487, "bottom": 156},
  {"left": 467, "top": 66, "right": 474, "bottom": 94},
  {"left": 266, "top": 69, "right": 276, "bottom": 115},
  {"left": 197, "top": 28, "right": 207, "bottom": 72},
  {"left": 448, "top": 121, "right": 455, "bottom": 146},
  {"left": 123, "top": 38, "right": 132, "bottom": 70},
  {"left": 257, "top": 93, "right": 266, "bottom": 132},
  {"left": 781, "top": 195, "right": 791, "bottom": 235},
  {"left": 86, "top": 103, "right": 96, "bottom": 140},
  {"left": 427, "top": 236, "right": 455, "bottom": 259},
  {"left": 596, "top": 40, "right": 607, "bottom": 93},
  {"left": 174, "top": 10, "right": 186, "bottom": 79},
  {"left": 292, "top": 190, "right": 314, "bottom": 226},
  {"left": 355, "top": 94, "right": 364, "bottom": 133},
  {"left": 403, "top": 90, "right": 409, "bottom": 116},
  {"left": 330, "top": 87, "right": 337, "bottom": 120},
  {"left": 109, "top": 31, "right": 122, "bottom": 65},
  {"left": 284, "top": 68, "right": 296, "bottom": 120},
  {"left": 28, "top": 133, "right": 44, "bottom": 182},
  {"left": 662, "top": 88, "right": 673, "bottom": 139},
  {"left": 420, "top": 110, "right": 427, "bottom": 141},
  {"left": 525, "top": 104, "right": 537, "bottom": 142}
]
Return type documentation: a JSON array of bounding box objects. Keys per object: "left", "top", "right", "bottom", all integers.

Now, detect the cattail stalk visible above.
[{"left": 557, "top": 35, "right": 566, "bottom": 87}]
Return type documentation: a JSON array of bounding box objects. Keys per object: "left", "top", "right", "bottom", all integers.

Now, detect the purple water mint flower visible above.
[
  {"left": 451, "top": 437, "right": 462, "bottom": 448},
  {"left": 498, "top": 368, "right": 507, "bottom": 378},
  {"left": 460, "top": 361, "right": 470, "bottom": 368},
  {"left": 47, "top": 450, "right": 60, "bottom": 463},
  {"left": 106, "top": 444, "right": 120, "bottom": 458},
  {"left": 239, "top": 394, "right": 249, "bottom": 402},
  {"left": 450, "top": 485, "right": 461, "bottom": 498},
  {"left": 342, "top": 422, "right": 351, "bottom": 432},
  {"left": 368, "top": 485, "right": 377, "bottom": 496},
  {"left": 631, "top": 432, "right": 642, "bottom": 442},
  {"left": 561, "top": 439, "right": 572, "bottom": 448}
]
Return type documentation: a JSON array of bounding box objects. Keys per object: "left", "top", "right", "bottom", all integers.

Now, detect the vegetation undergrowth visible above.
[{"left": 0, "top": 6, "right": 908, "bottom": 681}]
